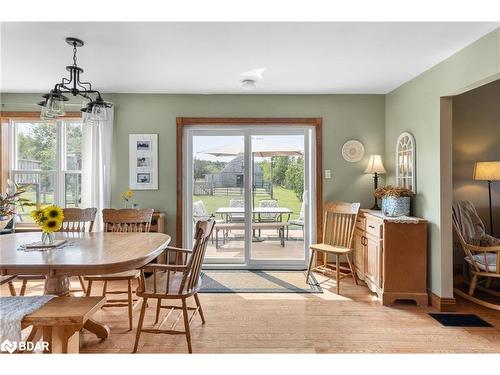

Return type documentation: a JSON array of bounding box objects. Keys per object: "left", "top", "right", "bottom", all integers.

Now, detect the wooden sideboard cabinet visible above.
[
  {"left": 150, "top": 211, "right": 166, "bottom": 234},
  {"left": 353, "top": 209, "right": 428, "bottom": 306},
  {"left": 150, "top": 211, "right": 166, "bottom": 263}
]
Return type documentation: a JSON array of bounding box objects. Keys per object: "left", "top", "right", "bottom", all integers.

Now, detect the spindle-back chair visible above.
[
  {"left": 85, "top": 208, "right": 154, "bottom": 330},
  {"left": 306, "top": 202, "right": 360, "bottom": 294},
  {"left": 133, "top": 219, "right": 215, "bottom": 353}
]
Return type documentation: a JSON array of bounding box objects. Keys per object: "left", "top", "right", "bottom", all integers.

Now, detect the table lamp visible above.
[
  {"left": 364, "top": 155, "right": 386, "bottom": 210},
  {"left": 473, "top": 161, "right": 500, "bottom": 235}
]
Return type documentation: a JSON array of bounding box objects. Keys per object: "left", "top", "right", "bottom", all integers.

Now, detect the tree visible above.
[
  {"left": 259, "top": 160, "right": 271, "bottom": 183},
  {"left": 193, "top": 158, "right": 226, "bottom": 180},
  {"left": 17, "top": 123, "right": 57, "bottom": 203},
  {"left": 284, "top": 156, "right": 304, "bottom": 200},
  {"left": 272, "top": 156, "right": 290, "bottom": 186}
]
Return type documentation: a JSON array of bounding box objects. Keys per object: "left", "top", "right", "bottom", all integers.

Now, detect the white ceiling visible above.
[{"left": 1, "top": 22, "right": 499, "bottom": 94}]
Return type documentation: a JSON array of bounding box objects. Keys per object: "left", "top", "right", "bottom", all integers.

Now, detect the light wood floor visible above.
[{"left": 4, "top": 274, "right": 500, "bottom": 354}]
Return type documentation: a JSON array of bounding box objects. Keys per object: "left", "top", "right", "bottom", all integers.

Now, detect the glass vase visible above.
[{"left": 41, "top": 231, "right": 55, "bottom": 245}]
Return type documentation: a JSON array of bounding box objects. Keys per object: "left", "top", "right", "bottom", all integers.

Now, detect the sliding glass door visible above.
[{"left": 184, "top": 126, "right": 315, "bottom": 269}]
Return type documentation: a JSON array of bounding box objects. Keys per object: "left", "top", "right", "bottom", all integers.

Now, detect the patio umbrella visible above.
[{"left": 199, "top": 140, "right": 303, "bottom": 202}]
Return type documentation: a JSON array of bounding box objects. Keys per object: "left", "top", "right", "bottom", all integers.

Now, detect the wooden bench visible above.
[
  {"left": 21, "top": 296, "right": 106, "bottom": 353},
  {"left": 214, "top": 222, "right": 287, "bottom": 248}
]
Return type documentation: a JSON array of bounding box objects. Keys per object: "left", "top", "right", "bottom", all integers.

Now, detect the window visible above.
[{"left": 10, "top": 119, "right": 82, "bottom": 223}]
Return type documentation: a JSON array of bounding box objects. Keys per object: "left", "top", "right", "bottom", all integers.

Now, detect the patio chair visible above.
[
  {"left": 257, "top": 199, "right": 279, "bottom": 237},
  {"left": 192, "top": 200, "right": 211, "bottom": 223},
  {"left": 228, "top": 198, "right": 245, "bottom": 222},
  {"left": 258, "top": 200, "right": 279, "bottom": 221},
  {"left": 287, "top": 199, "right": 305, "bottom": 239},
  {"left": 452, "top": 200, "right": 500, "bottom": 311}
]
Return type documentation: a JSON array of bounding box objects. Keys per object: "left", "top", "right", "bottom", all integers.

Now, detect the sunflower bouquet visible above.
[
  {"left": 31, "top": 205, "right": 64, "bottom": 244},
  {"left": 121, "top": 189, "right": 135, "bottom": 208}
]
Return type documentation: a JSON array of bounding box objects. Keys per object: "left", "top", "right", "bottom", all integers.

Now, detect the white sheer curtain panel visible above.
[{"left": 81, "top": 108, "right": 114, "bottom": 231}]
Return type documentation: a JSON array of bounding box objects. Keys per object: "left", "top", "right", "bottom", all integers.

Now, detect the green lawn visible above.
[{"left": 193, "top": 186, "right": 302, "bottom": 220}]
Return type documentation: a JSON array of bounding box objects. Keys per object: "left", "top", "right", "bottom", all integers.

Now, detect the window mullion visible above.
[{"left": 56, "top": 120, "right": 65, "bottom": 206}]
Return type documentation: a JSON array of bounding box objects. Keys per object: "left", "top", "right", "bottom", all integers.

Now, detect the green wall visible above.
[
  {"left": 1, "top": 93, "right": 386, "bottom": 244},
  {"left": 385, "top": 28, "right": 500, "bottom": 297}
]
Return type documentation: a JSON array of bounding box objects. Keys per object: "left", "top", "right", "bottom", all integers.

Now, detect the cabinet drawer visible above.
[
  {"left": 355, "top": 216, "right": 366, "bottom": 231},
  {"left": 365, "top": 217, "right": 383, "bottom": 239}
]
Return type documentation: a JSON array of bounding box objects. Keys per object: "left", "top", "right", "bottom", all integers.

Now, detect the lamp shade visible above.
[
  {"left": 473, "top": 161, "right": 500, "bottom": 181},
  {"left": 364, "top": 154, "right": 386, "bottom": 174}
]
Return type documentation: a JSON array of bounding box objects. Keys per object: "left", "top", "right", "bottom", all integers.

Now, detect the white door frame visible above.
[{"left": 183, "top": 125, "right": 317, "bottom": 270}]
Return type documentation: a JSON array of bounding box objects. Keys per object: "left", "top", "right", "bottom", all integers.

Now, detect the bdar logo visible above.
[{"left": 1, "top": 339, "right": 17, "bottom": 353}]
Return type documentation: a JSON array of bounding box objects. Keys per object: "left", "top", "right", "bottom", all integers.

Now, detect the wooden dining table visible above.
[{"left": 0, "top": 231, "right": 171, "bottom": 340}]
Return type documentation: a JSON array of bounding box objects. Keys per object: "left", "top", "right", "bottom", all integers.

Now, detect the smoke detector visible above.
[{"left": 241, "top": 79, "right": 257, "bottom": 90}]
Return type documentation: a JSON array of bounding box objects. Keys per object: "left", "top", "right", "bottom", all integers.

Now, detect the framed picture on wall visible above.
[{"left": 129, "top": 134, "right": 158, "bottom": 190}]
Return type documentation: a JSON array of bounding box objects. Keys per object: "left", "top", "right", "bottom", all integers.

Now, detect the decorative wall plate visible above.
[{"left": 342, "top": 140, "right": 365, "bottom": 162}]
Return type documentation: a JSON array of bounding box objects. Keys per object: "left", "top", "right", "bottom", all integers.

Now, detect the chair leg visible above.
[
  {"left": 154, "top": 298, "right": 162, "bottom": 324},
  {"left": 133, "top": 298, "right": 148, "bottom": 353},
  {"left": 346, "top": 253, "right": 358, "bottom": 285},
  {"left": 8, "top": 281, "right": 16, "bottom": 296},
  {"left": 336, "top": 254, "right": 340, "bottom": 294},
  {"left": 127, "top": 279, "right": 133, "bottom": 331},
  {"left": 20, "top": 279, "right": 28, "bottom": 296},
  {"left": 194, "top": 293, "right": 205, "bottom": 324},
  {"left": 85, "top": 280, "right": 93, "bottom": 296},
  {"left": 306, "top": 249, "right": 315, "bottom": 283},
  {"left": 469, "top": 274, "right": 478, "bottom": 295},
  {"left": 182, "top": 298, "right": 192, "bottom": 353},
  {"left": 78, "top": 276, "right": 87, "bottom": 294},
  {"left": 102, "top": 281, "right": 108, "bottom": 297}
]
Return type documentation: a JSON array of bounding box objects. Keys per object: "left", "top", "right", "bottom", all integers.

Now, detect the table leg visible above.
[
  {"left": 44, "top": 275, "right": 110, "bottom": 340},
  {"left": 44, "top": 275, "right": 70, "bottom": 296}
]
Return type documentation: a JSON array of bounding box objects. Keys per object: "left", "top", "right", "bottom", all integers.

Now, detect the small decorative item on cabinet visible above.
[{"left": 375, "top": 185, "right": 414, "bottom": 217}]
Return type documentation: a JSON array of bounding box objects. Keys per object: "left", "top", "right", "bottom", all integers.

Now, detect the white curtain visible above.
[{"left": 81, "top": 108, "right": 114, "bottom": 231}]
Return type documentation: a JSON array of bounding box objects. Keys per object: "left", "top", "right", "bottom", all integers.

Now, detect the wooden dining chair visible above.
[
  {"left": 18, "top": 207, "right": 98, "bottom": 296},
  {"left": 306, "top": 202, "right": 360, "bottom": 294},
  {"left": 133, "top": 218, "right": 215, "bottom": 353},
  {"left": 85, "top": 208, "right": 154, "bottom": 331}
]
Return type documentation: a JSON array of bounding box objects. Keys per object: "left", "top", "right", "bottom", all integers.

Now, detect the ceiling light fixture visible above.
[{"left": 37, "top": 37, "right": 112, "bottom": 123}]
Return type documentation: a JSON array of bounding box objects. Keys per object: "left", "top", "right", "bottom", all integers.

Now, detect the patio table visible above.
[{"left": 215, "top": 207, "right": 293, "bottom": 222}]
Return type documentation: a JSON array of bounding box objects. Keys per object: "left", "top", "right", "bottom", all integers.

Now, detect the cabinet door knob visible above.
[{"left": 368, "top": 225, "right": 375, "bottom": 229}]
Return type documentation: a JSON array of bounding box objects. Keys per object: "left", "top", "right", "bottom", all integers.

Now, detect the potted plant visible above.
[
  {"left": 374, "top": 185, "right": 415, "bottom": 217},
  {"left": 0, "top": 183, "right": 34, "bottom": 230}
]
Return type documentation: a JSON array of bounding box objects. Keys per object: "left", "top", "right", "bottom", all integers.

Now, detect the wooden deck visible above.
[
  {"left": 206, "top": 228, "right": 305, "bottom": 260},
  {"left": 4, "top": 274, "right": 500, "bottom": 353}
]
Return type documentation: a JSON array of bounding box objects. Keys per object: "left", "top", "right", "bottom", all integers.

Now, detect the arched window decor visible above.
[{"left": 395, "top": 132, "right": 416, "bottom": 192}]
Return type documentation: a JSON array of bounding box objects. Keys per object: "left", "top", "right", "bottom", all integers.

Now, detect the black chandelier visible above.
[{"left": 38, "top": 37, "right": 112, "bottom": 123}]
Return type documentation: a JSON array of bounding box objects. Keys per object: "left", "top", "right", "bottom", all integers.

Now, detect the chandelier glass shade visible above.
[{"left": 38, "top": 37, "right": 112, "bottom": 123}]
